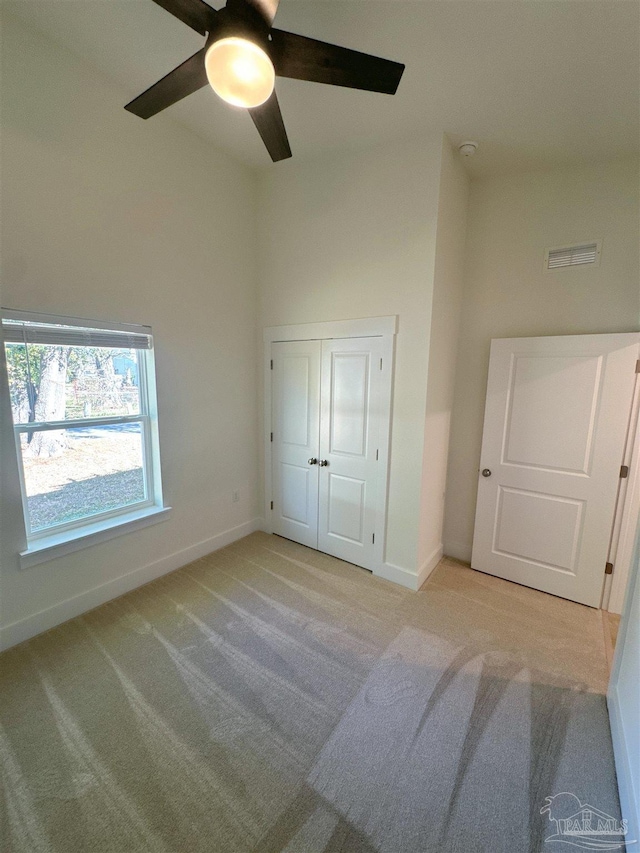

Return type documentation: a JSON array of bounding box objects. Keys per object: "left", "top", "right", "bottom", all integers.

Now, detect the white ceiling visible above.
[{"left": 4, "top": 0, "right": 639, "bottom": 175}]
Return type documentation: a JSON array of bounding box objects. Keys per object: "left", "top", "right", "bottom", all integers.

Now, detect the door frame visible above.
[
  {"left": 263, "top": 316, "right": 397, "bottom": 574},
  {"left": 605, "top": 369, "right": 640, "bottom": 613}
]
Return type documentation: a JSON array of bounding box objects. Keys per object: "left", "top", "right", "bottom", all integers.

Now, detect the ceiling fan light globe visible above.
[{"left": 205, "top": 37, "right": 275, "bottom": 109}]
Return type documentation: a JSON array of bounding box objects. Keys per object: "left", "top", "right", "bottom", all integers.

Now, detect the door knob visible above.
[
  {"left": 308, "top": 458, "right": 318, "bottom": 465},
  {"left": 482, "top": 468, "right": 492, "bottom": 477},
  {"left": 319, "top": 460, "right": 329, "bottom": 467}
]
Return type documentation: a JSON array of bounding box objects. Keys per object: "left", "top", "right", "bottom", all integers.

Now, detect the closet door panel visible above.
[
  {"left": 318, "top": 338, "right": 383, "bottom": 569},
  {"left": 271, "top": 340, "right": 321, "bottom": 548},
  {"left": 326, "top": 474, "right": 365, "bottom": 543}
]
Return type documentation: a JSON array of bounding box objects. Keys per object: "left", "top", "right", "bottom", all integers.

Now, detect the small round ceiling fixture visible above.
[
  {"left": 205, "top": 37, "right": 275, "bottom": 108},
  {"left": 458, "top": 141, "right": 478, "bottom": 157}
]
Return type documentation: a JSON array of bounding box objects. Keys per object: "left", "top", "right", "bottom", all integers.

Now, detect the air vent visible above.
[{"left": 545, "top": 241, "right": 601, "bottom": 271}]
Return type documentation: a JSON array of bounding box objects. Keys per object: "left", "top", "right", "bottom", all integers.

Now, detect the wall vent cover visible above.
[{"left": 545, "top": 241, "right": 601, "bottom": 271}]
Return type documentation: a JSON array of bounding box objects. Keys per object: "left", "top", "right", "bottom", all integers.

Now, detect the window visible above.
[{"left": 2, "top": 311, "right": 167, "bottom": 563}]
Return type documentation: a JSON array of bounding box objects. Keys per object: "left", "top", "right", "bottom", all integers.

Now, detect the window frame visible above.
[{"left": 2, "top": 309, "right": 167, "bottom": 559}]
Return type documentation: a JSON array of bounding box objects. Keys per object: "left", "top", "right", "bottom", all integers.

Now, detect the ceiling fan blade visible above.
[
  {"left": 125, "top": 48, "right": 208, "bottom": 119},
  {"left": 226, "top": 0, "right": 280, "bottom": 28},
  {"left": 249, "top": 91, "right": 292, "bottom": 162},
  {"left": 151, "top": 0, "right": 216, "bottom": 36},
  {"left": 270, "top": 30, "right": 405, "bottom": 95}
]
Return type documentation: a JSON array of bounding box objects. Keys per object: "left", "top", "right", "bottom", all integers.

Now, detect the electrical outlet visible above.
[{"left": 232, "top": 490, "right": 240, "bottom": 503}]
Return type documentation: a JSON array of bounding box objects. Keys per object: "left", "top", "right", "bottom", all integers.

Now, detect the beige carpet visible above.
[{"left": 0, "top": 532, "right": 621, "bottom": 852}]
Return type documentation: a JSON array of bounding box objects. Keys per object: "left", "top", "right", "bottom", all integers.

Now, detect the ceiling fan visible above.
[{"left": 125, "top": 0, "right": 405, "bottom": 162}]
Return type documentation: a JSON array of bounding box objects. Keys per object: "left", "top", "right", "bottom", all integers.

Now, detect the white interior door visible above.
[
  {"left": 271, "top": 340, "right": 321, "bottom": 549},
  {"left": 317, "top": 337, "right": 384, "bottom": 569},
  {"left": 472, "top": 333, "right": 640, "bottom": 607}
]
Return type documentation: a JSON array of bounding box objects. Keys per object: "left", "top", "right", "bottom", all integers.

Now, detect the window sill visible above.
[{"left": 19, "top": 506, "right": 172, "bottom": 569}]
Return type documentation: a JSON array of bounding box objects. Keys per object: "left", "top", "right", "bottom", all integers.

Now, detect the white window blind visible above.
[
  {"left": 2, "top": 318, "right": 152, "bottom": 349},
  {"left": 546, "top": 243, "right": 599, "bottom": 270}
]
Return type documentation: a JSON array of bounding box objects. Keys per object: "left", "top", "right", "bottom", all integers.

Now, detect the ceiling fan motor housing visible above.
[{"left": 209, "top": 4, "right": 270, "bottom": 50}]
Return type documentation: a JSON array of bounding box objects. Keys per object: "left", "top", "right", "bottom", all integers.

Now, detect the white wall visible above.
[
  {"left": 417, "top": 137, "right": 469, "bottom": 577},
  {"left": 0, "top": 16, "right": 260, "bottom": 648},
  {"left": 444, "top": 157, "right": 640, "bottom": 562},
  {"left": 608, "top": 526, "right": 640, "bottom": 846},
  {"left": 257, "top": 138, "right": 444, "bottom": 578}
]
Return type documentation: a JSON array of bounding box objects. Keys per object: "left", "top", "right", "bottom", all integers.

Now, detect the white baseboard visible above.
[
  {"left": 418, "top": 544, "right": 444, "bottom": 590},
  {"left": 375, "top": 544, "right": 444, "bottom": 592},
  {"left": 375, "top": 561, "right": 420, "bottom": 591},
  {"left": 0, "top": 518, "right": 262, "bottom": 652},
  {"left": 607, "top": 686, "right": 640, "bottom": 849}
]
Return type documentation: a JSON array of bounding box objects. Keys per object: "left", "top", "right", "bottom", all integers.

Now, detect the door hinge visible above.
[
  {"left": 270, "top": 432, "right": 273, "bottom": 442},
  {"left": 372, "top": 533, "right": 375, "bottom": 544},
  {"left": 270, "top": 501, "right": 274, "bottom": 510},
  {"left": 376, "top": 449, "right": 379, "bottom": 461},
  {"left": 270, "top": 359, "right": 273, "bottom": 370},
  {"left": 379, "top": 358, "right": 383, "bottom": 371},
  {"left": 636, "top": 359, "right": 640, "bottom": 374},
  {"left": 605, "top": 562, "right": 614, "bottom": 575},
  {"left": 620, "top": 465, "right": 629, "bottom": 478}
]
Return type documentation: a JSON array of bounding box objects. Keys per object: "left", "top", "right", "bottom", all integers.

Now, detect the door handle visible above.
[
  {"left": 319, "top": 460, "right": 329, "bottom": 467},
  {"left": 481, "top": 468, "right": 492, "bottom": 477},
  {"left": 308, "top": 458, "right": 318, "bottom": 465}
]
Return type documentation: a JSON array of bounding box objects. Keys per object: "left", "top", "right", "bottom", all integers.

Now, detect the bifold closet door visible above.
[
  {"left": 271, "top": 336, "right": 386, "bottom": 570},
  {"left": 317, "top": 337, "right": 384, "bottom": 568},
  {"left": 271, "top": 340, "right": 321, "bottom": 548}
]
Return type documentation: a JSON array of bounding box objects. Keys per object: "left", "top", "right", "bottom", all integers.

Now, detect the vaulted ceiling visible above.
[{"left": 4, "top": 0, "right": 639, "bottom": 175}]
